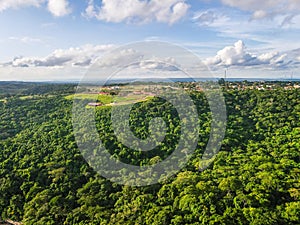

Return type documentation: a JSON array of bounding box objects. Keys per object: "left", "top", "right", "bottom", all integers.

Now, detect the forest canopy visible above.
[{"left": 0, "top": 81, "right": 299, "bottom": 225}]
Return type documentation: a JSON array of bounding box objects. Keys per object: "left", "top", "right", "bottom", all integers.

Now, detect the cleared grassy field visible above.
[
  {"left": 66, "top": 93, "right": 153, "bottom": 107},
  {"left": 65, "top": 94, "right": 113, "bottom": 104}
]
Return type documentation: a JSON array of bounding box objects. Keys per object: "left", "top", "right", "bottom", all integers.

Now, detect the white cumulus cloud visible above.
[
  {"left": 205, "top": 40, "right": 289, "bottom": 68},
  {"left": 84, "top": 0, "right": 190, "bottom": 24},
  {"left": 2, "top": 44, "right": 116, "bottom": 68},
  {"left": 47, "top": 0, "right": 71, "bottom": 17}
]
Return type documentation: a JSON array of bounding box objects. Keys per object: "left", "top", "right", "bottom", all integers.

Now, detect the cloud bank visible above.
[
  {"left": 2, "top": 41, "right": 297, "bottom": 71},
  {"left": 1, "top": 45, "right": 180, "bottom": 73},
  {"left": 1, "top": 41, "right": 299, "bottom": 81},
  {"left": 3, "top": 44, "right": 115, "bottom": 67}
]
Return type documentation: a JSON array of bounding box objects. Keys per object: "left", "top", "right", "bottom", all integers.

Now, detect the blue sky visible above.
[{"left": 0, "top": 0, "right": 300, "bottom": 81}]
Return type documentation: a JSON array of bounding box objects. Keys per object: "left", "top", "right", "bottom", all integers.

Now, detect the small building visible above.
[
  {"left": 294, "top": 84, "right": 300, "bottom": 89},
  {"left": 99, "top": 92, "right": 110, "bottom": 95},
  {"left": 88, "top": 102, "right": 103, "bottom": 107}
]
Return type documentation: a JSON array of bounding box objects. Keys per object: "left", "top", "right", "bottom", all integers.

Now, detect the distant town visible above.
[{"left": 73, "top": 80, "right": 300, "bottom": 108}]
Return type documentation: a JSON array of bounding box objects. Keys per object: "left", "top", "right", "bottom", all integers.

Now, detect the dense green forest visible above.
[{"left": 0, "top": 82, "right": 299, "bottom": 224}]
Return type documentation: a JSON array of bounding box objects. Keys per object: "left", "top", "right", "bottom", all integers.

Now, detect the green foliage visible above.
[{"left": 0, "top": 82, "right": 299, "bottom": 224}]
